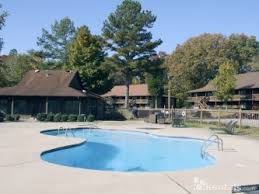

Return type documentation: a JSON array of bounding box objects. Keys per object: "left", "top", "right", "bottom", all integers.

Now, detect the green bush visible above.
[
  {"left": 0, "top": 111, "right": 5, "bottom": 122},
  {"left": 77, "top": 114, "right": 86, "bottom": 122},
  {"left": 13, "top": 115, "right": 20, "bottom": 121},
  {"left": 6, "top": 114, "right": 20, "bottom": 122},
  {"left": 61, "top": 114, "right": 68, "bottom": 122},
  {"left": 0, "top": 111, "right": 5, "bottom": 117},
  {"left": 68, "top": 114, "right": 77, "bottom": 122},
  {"left": 36, "top": 113, "right": 47, "bottom": 121},
  {"left": 53, "top": 113, "right": 62, "bottom": 122},
  {"left": 6, "top": 115, "right": 15, "bottom": 121},
  {"left": 87, "top": 114, "right": 95, "bottom": 122},
  {"left": 46, "top": 113, "right": 54, "bottom": 122}
]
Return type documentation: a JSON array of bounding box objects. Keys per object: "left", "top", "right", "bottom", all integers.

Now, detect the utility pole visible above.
[
  {"left": 168, "top": 80, "right": 171, "bottom": 110},
  {"left": 167, "top": 74, "right": 172, "bottom": 110}
]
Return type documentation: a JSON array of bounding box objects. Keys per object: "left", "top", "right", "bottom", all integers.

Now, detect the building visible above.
[
  {"left": 0, "top": 70, "right": 105, "bottom": 118},
  {"left": 103, "top": 84, "right": 175, "bottom": 109},
  {"left": 188, "top": 72, "right": 259, "bottom": 110}
]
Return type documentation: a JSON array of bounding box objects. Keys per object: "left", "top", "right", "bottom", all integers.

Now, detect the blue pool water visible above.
[{"left": 41, "top": 129, "right": 215, "bottom": 172}]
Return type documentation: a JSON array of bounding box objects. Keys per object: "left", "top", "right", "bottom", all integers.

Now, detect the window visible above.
[
  {"left": 240, "top": 89, "right": 252, "bottom": 95},
  {"left": 197, "top": 92, "right": 205, "bottom": 97},
  {"left": 253, "top": 88, "right": 259, "bottom": 94}
]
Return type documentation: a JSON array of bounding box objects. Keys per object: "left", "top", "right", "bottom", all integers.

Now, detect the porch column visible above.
[
  {"left": 238, "top": 90, "right": 241, "bottom": 108},
  {"left": 11, "top": 97, "right": 14, "bottom": 115},
  {"left": 45, "top": 97, "right": 48, "bottom": 114},
  {"left": 78, "top": 98, "right": 81, "bottom": 115},
  {"left": 155, "top": 96, "right": 158, "bottom": 109}
]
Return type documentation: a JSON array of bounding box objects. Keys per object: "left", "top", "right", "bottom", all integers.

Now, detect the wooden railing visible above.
[
  {"left": 189, "top": 94, "right": 259, "bottom": 102},
  {"left": 113, "top": 99, "right": 149, "bottom": 104}
]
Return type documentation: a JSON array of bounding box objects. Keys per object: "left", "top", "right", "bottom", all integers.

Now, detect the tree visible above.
[
  {"left": 222, "top": 34, "right": 259, "bottom": 72},
  {"left": 67, "top": 26, "right": 113, "bottom": 94},
  {"left": 146, "top": 53, "right": 167, "bottom": 108},
  {"left": 0, "top": 4, "right": 8, "bottom": 87},
  {"left": 212, "top": 62, "right": 236, "bottom": 103},
  {"left": 248, "top": 54, "right": 259, "bottom": 71},
  {"left": 166, "top": 33, "right": 259, "bottom": 101},
  {"left": 102, "top": 0, "right": 162, "bottom": 108},
  {"left": 3, "top": 53, "right": 43, "bottom": 86},
  {"left": 146, "top": 74, "right": 165, "bottom": 108},
  {"left": 0, "top": 3, "right": 7, "bottom": 52},
  {"left": 9, "top": 49, "right": 18, "bottom": 56},
  {"left": 0, "top": 58, "right": 8, "bottom": 87},
  {"left": 37, "top": 17, "right": 75, "bottom": 66}
]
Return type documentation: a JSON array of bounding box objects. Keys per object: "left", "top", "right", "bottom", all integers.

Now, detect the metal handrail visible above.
[
  {"left": 78, "top": 123, "right": 99, "bottom": 131},
  {"left": 65, "top": 128, "right": 75, "bottom": 137},
  {"left": 58, "top": 127, "right": 64, "bottom": 135},
  {"left": 201, "top": 134, "right": 223, "bottom": 158},
  {"left": 58, "top": 124, "right": 99, "bottom": 137}
]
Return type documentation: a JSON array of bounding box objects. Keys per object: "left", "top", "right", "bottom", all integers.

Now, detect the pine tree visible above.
[
  {"left": 67, "top": 26, "right": 112, "bottom": 94},
  {"left": 102, "top": 0, "right": 162, "bottom": 108}
]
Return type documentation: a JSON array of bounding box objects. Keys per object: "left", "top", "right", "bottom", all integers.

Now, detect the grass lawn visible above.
[{"left": 184, "top": 120, "right": 259, "bottom": 138}]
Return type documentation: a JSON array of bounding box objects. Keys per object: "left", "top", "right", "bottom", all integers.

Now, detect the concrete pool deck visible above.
[{"left": 0, "top": 120, "right": 259, "bottom": 194}]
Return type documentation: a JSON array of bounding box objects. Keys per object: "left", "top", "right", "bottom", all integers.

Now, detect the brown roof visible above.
[
  {"left": 103, "top": 84, "right": 150, "bottom": 97},
  {"left": 189, "top": 72, "right": 259, "bottom": 93},
  {"left": 0, "top": 70, "right": 102, "bottom": 99}
]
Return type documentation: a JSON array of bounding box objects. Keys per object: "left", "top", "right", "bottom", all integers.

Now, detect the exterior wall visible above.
[
  {"left": 0, "top": 97, "right": 11, "bottom": 114},
  {"left": 0, "top": 96, "right": 105, "bottom": 118},
  {"left": 81, "top": 97, "right": 105, "bottom": 119},
  {"left": 189, "top": 88, "right": 259, "bottom": 110},
  {"left": 48, "top": 97, "right": 79, "bottom": 114}
]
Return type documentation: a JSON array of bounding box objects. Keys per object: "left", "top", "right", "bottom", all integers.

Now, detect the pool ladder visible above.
[
  {"left": 201, "top": 134, "right": 223, "bottom": 158},
  {"left": 58, "top": 124, "right": 99, "bottom": 137},
  {"left": 78, "top": 123, "right": 99, "bottom": 136},
  {"left": 58, "top": 127, "right": 75, "bottom": 137}
]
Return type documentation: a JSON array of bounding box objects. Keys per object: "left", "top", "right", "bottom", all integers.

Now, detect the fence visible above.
[
  {"left": 173, "top": 108, "right": 259, "bottom": 129},
  {"left": 137, "top": 108, "right": 259, "bottom": 129}
]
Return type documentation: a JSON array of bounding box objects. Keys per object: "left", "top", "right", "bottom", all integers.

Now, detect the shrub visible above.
[
  {"left": 46, "top": 113, "right": 54, "bottom": 122},
  {"left": 0, "top": 110, "right": 5, "bottom": 117},
  {"left": 77, "top": 114, "right": 85, "bottom": 122},
  {"left": 87, "top": 114, "right": 95, "bottom": 122},
  {"left": 0, "top": 111, "right": 5, "bottom": 122},
  {"left": 6, "top": 115, "right": 15, "bottom": 121},
  {"left": 53, "top": 113, "right": 62, "bottom": 122},
  {"left": 61, "top": 114, "right": 68, "bottom": 122},
  {"left": 68, "top": 114, "right": 77, "bottom": 122},
  {"left": 36, "top": 113, "right": 47, "bottom": 121},
  {"left": 13, "top": 115, "right": 20, "bottom": 121}
]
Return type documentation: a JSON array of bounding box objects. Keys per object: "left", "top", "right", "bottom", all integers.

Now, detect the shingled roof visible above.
[
  {"left": 189, "top": 72, "right": 259, "bottom": 93},
  {"left": 103, "top": 84, "right": 150, "bottom": 97},
  {"left": 0, "top": 70, "right": 102, "bottom": 98}
]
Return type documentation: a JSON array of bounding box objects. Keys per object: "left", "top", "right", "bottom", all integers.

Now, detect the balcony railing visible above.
[
  {"left": 240, "top": 94, "right": 253, "bottom": 100},
  {"left": 113, "top": 98, "right": 149, "bottom": 104},
  {"left": 189, "top": 94, "right": 259, "bottom": 102}
]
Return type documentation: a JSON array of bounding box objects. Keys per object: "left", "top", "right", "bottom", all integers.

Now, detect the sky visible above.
[{"left": 1, "top": 0, "right": 259, "bottom": 55}]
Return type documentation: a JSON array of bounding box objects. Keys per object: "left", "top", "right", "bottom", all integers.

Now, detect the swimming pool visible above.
[{"left": 41, "top": 129, "right": 215, "bottom": 172}]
